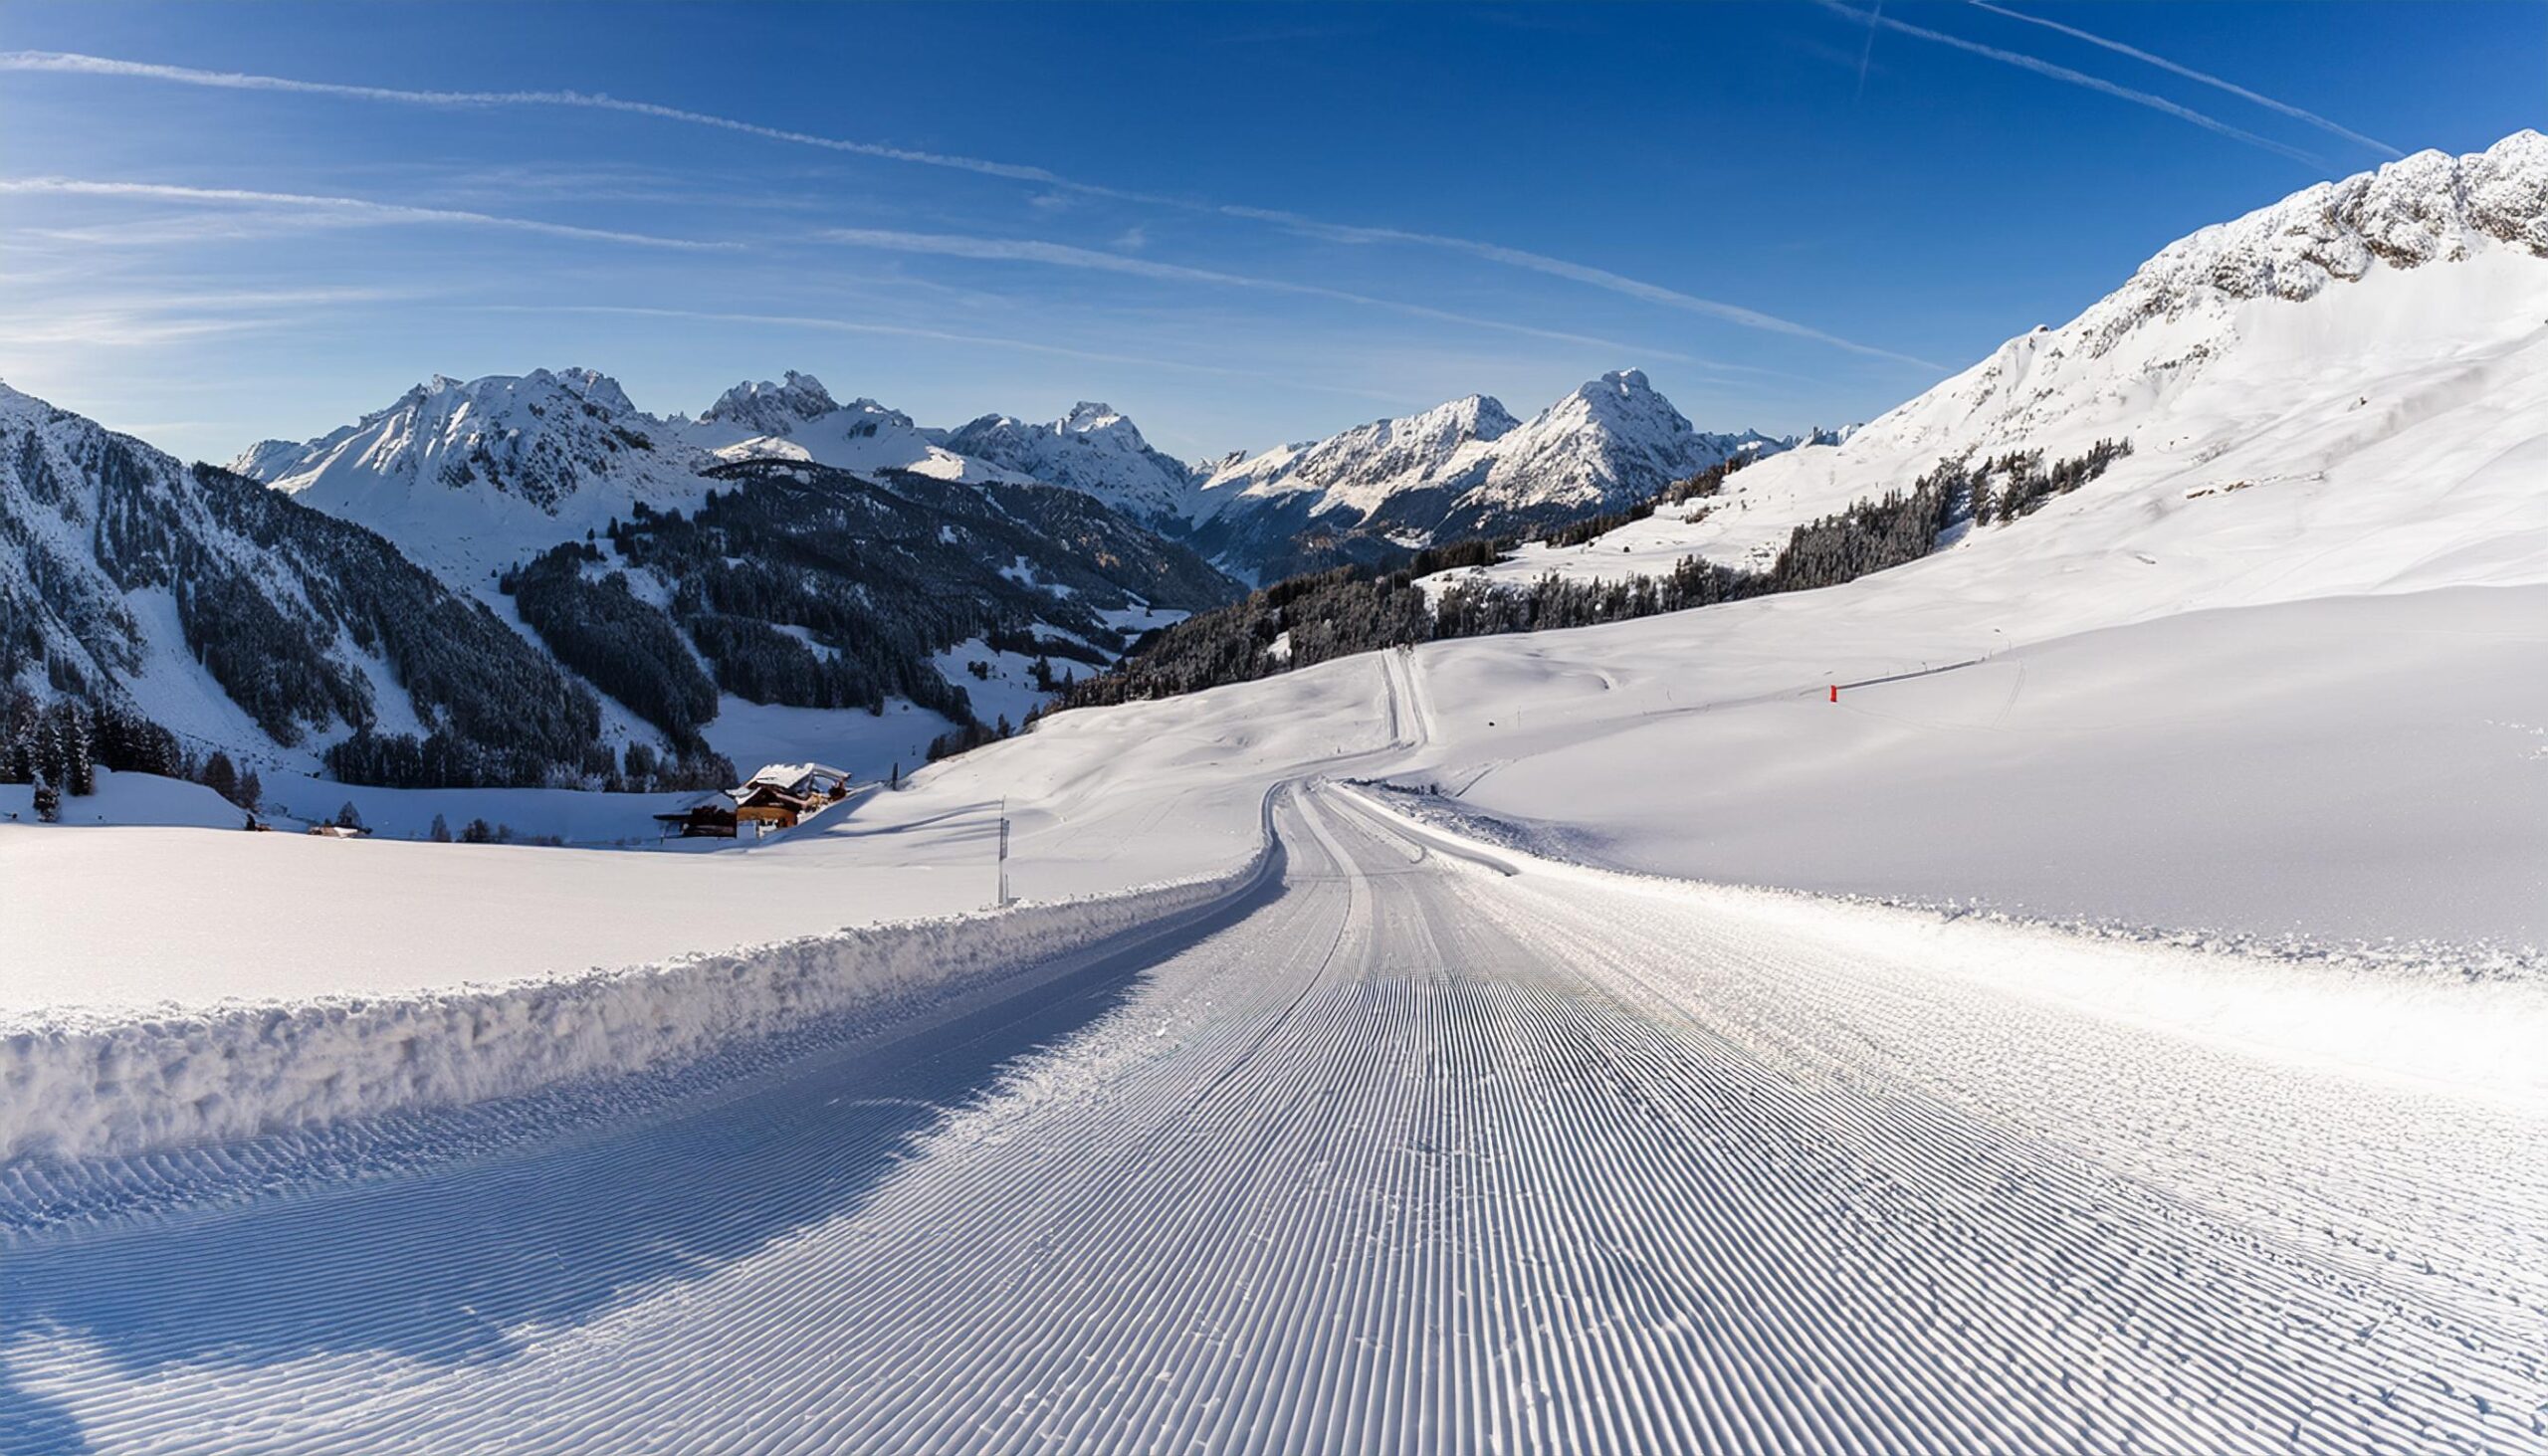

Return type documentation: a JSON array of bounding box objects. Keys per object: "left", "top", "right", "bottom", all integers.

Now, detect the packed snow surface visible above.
[{"left": 3, "top": 786, "right": 2541, "bottom": 1453}]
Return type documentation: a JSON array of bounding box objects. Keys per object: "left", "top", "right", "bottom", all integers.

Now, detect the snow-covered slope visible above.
[
  {"left": 0, "top": 382, "right": 602, "bottom": 777},
  {"left": 1187, "top": 371, "right": 1790, "bottom": 578},
  {"left": 1465, "top": 130, "right": 2548, "bottom": 596},
  {"left": 233, "top": 368, "right": 1031, "bottom": 591},
  {"left": 222, "top": 371, "right": 1233, "bottom": 778},
  {"left": 945, "top": 401, "right": 1198, "bottom": 527},
  {"left": 236, "top": 367, "right": 716, "bottom": 590}
]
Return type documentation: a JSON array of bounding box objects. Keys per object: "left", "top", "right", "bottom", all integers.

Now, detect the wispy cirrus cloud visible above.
[
  {"left": 0, "top": 51, "right": 1104, "bottom": 192},
  {"left": 0, "top": 177, "right": 737, "bottom": 250},
  {"left": 0, "top": 285, "right": 420, "bottom": 358},
  {"left": 1816, "top": 2, "right": 2329, "bottom": 170},
  {"left": 473, "top": 304, "right": 1411, "bottom": 405},
  {"left": 1965, "top": 2, "right": 2401, "bottom": 159},
  {"left": 1215, "top": 206, "right": 1942, "bottom": 369},
  {"left": 819, "top": 227, "right": 1729, "bottom": 367},
  {"left": 0, "top": 48, "right": 1921, "bottom": 368}
]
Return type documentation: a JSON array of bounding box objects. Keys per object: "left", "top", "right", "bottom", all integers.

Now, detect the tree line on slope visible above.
[
  {"left": 2, "top": 423, "right": 615, "bottom": 793},
  {"left": 495, "top": 462, "right": 1246, "bottom": 776},
  {"left": 1054, "top": 442, "right": 2129, "bottom": 712}
]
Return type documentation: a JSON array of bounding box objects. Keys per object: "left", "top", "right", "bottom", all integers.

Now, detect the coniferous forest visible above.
[{"left": 1056, "top": 442, "right": 2129, "bottom": 712}]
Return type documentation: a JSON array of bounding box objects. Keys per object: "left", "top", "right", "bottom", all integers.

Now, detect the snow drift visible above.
[{"left": 0, "top": 790, "right": 1281, "bottom": 1163}]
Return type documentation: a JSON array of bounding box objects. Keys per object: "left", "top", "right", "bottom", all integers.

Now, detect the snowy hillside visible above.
[
  {"left": 1186, "top": 371, "right": 1790, "bottom": 579},
  {"left": 235, "top": 368, "right": 716, "bottom": 591},
  {"left": 945, "top": 401, "right": 1199, "bottom": 528},
  {"left": 0, "top": 382, "right": 603, "bottom": 780},
  {"left": 235, "top": 367, "right": 1024, "bottom": 591},
  {"left": 1462, "top": 130, "right": 2548, "bottom": 599},
  {"left": 221, "top": 370, "right": 1235, "bottom": 782}
]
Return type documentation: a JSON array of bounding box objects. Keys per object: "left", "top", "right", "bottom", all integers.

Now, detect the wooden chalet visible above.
[
  {"left": 732, "top": 780, "right": 817, "bottom": 831},
  {"left": 654, "top": 764, "right": 851, "bottom": 841},
  {"left": 653, "top": 794, "right": 739, "bottom": 840},
  {"left": 743, "top": 762, "right": 853, "bottom": 801}
]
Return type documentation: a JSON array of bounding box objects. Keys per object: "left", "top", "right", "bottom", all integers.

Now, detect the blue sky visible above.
[{"left": 1, "top": 2, "right": 2537, "bottom": 465}]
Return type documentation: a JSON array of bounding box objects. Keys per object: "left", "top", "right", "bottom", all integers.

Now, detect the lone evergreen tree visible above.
[
  {"left": 202, "top": 750, "right": 239, "bottom": 807},
  {"left": 32, "top": 775, "right": 60, "bottom": 824},
  {"left": 428, "top": 812, "right": 452, "bottom": 843}
]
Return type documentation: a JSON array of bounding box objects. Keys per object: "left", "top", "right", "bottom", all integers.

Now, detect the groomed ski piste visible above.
[
  {"left": 4, "top": 758, "right": 2544, "bottom": 1453},
  {"left": 6, "top": 615, "right": 2546, "bottom": 1452},
  {"left": 6, "top": 135, "right": 2548, "bottom": 1454}
]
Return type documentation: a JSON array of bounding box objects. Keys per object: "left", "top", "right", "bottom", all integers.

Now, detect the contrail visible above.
[
  {"left": 476, "top": 305, "right": 1413, "bottom": 404},
  {"left": 1209, "top": 209, "right": 1941, "bottom": 368},
  {"left": 822, "top": 228, "right": 1722, "bottom": 365},
  {"left": 1813, "top": 3, "right": 2328, "bottom": 170},
  {"left": 0, "top": 177, "right": 737, "bottom": 250},
  {"left": 1967, "top": 2, "right": 2402, "bottom": 159},
  {"left": 0, "top": 48, "right": 1925, "bottom": 368},
  {"left": 0, "top": 52, "right": 1122, "bottom": 195},
  {"left": 1855, "top": 1, "right": 1884, "bottom": 103}
]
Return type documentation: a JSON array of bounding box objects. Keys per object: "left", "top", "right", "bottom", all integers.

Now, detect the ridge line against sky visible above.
[{"left": 0, "top": 5, "right": 2499, "bottom": 467}]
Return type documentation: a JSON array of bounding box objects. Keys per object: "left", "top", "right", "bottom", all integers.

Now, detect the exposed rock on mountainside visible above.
[
  {"left": 1184, "top": 372, "right": 1789, "bottom": 579},
  {"left": 3, "top": 382, "right": 607, "bottom": 785},
  {"left": 946, "top": 401, "right": 1200, "bottom": 528}
]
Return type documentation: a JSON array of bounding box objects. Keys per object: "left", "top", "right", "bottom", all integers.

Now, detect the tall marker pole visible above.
[{"left": 996, "top": 796, "right": 1011, "bottom": 909}]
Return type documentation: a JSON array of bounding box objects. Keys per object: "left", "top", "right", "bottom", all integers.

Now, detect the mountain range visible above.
[
  {"left": 237, "top": 365, "right": 1793, "bottom": 588},
  {"left": 7, "top": 129, "right": 2538, "bottom": 795}
]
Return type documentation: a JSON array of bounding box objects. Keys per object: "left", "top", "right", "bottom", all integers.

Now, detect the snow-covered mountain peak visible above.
[
  {"left": 236, "top": 366, "right": 678, "bottom": 510},
  {"left": 2077, "top": 128, "right": 2547, "bottom": 358},
  {"left": 1402, "top": 392, "right": 1522, "bottom": 445},
  {"left": 546, "top": 366, "right": 639, "bottom": 417},
  {"left": 230, "top": 367, "right": 715, "bottom": 586},
  {"left": 700, "top": 371, "right": 841, "bottom": 431},
  {"left": 1538, "top": 368, "right": 1687, "bottom": 436},
  {"left": 1488, "top": 130, "right": 2548, "bottom": 614},
  {"left": 1062, "top": 400, "right": 1129, "bottom": 433},
  {"left": 944, "top": 401, "right": 1194, "bottom": 526},
  {"left": 1780, "top": 129, "right": 2548, "bottom": 473},
  {"left": 1179, "top": 374, "right": 1786, "bottom": 574}
]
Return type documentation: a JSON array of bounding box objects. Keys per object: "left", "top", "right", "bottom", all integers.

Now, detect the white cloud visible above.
[
  {"left": 0, "top": 177, "right": 738, "bottom": 250},
  {"left": 820, "top": 228, "right": 1717, "bottom": 365},
  {"left": 2, "top": 48, "right": 1920, "bottom": 366}
]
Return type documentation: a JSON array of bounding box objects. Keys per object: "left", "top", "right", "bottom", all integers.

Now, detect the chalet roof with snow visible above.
[{"left": 743, "top": 762, "right": 851, "bottom": 795}]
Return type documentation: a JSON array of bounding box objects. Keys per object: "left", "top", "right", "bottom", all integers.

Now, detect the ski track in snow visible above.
[{"left": 4, "top": 784, "right": 2543, "bottom": 1454}]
